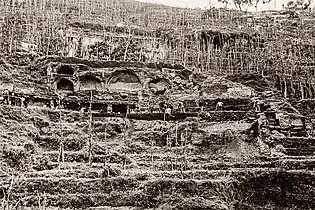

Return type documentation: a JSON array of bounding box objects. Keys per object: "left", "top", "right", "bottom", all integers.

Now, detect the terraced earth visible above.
[{"left": 1, "top": 92, "right": 315, "bottom": 210}]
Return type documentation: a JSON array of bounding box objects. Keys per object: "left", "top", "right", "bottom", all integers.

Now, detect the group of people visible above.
[
  {"left": 159, "top": 101, "right": 225, "bottom": 121},
  {"left": 0, "top": 88, "right": 228, "bottom": 122},
  {"left": 256, "top": 112, "right": 270, "bottom": 137},
  {"left": 250, "top": 98, "right": 270, "bottom": 138},
  {"left": 0, "top": 90, "right": 28, "bottom": 108},
  {"left": 158, "top": 102, "right": 173, "bottom": 121},
  {"left": 0, "top": 89, "right": 64, "bottom": 110}
]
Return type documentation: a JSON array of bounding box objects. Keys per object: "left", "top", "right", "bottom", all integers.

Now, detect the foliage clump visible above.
[{"left": 2, "top": 145, "right": 28, "bottom": 169}]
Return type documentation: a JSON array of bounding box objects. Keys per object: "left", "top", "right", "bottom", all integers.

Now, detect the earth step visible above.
[
  {"left": 136, "top": 159, "right": 315, "bottom": 171},
  {"left": 125, "top": 146, "right": 201, "bottom": 155},
  {"left": 11, "top": 179, "right": 232, "bottom": 209},
  {"left": 42, "top": 151, "right": 132, "bottom": 164},
  {"left": 279, "top": 156, "right": 315, "bottom": 159},
  {"left": 35, "top": 135, "right": 87, "bottom": 151},
  {"left": 88, "top": 207, "right": 146, "bottom": 210},
  {"left": 284, "top": 147, "right": 315, "bottom": 156},
  {"left": 276, "top": 159, "right": 315, "bottom": 170},
  {"left": 128, "top": 153, "right": 212, "bottom": 163},
  {"left": 28, "top": 166, "right": 279, "bottom": 180},
  {"left": 23, "top": 208, "right": 61, "bottom": 210},
  {"left": 15, "top": 192, "right": 151, "bottom": 209},
  {"left": 25, "top": 168, "right": 103, "bottom": 179},
  {"left": 48, "top": 162, "right": 124, "bottom": 170},
  {"left": 135, "top": 160, "right": 268, "bottom": 171},
  {"left": 142, "top": 168, "right": 285, "bottom": 180},
  {"left": 46, "top": 158, "right": 315, "bottom": 171},
  {"left": 0, "top": 177, "right": 141, "bottom": 195},
  {"left": 271, "top": 137, "right": 315, "bottom": 147},
  {"left": 94, "top": 111, "right": 253, "bottom": 122},
  {"left": 24, "top": 168, "right": 254, "bottom": 181}
]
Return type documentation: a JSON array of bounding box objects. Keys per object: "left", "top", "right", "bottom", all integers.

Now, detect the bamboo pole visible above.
[
  {"left": 58, "top": 110, "right": 64, "bottom": 169},
  {"left": 88, "top": 90, "right": 93, "bottom": 167},
  {"left": 103, "top": 121, "right": 107, "bottom": 168},
  {"left": 123, "top": 116, "right": 127, "bottom": 170}
]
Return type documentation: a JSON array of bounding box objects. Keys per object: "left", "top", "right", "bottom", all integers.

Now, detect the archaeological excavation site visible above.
[{"left": 1, "top": 0, "right": 315, "bottom": 209}]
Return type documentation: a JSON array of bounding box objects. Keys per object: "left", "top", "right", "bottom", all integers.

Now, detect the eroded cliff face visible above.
[{"left": 0, "top": 56, "right": 314, "bottom": 210}]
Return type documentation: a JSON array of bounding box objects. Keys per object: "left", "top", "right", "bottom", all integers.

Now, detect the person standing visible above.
[
  {"left": 2, "top": 89, "right": 9, "bottom": 105},
  {"left": 257, "top": 113, "right": 269, "bottom": 137},
  {"left": 165, "top": 106, "right": 172, "bottom": 121},
  {"left": 178, "top": 102, "right": 185, "bottom": 113},
  {"left": 20, "top": 97, "right": 26, "bottom": 108},
  {"left": 216, "top": 101, "right": 223, "bottom": 111},
  {"left": 50, "top": 99, "right": 55, "bottom": 109},
  {"left": 10, "top": 92, "right": 16, "bottom": 106}
]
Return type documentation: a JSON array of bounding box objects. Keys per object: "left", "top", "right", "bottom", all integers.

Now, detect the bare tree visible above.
[
  {"left": 217, "top": 0, "right": 271, "bottom": 11},
  {"left": 286, "top": 0, "right": 311, "bottom": 10}
]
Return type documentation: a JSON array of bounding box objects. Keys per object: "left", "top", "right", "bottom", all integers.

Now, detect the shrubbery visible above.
[
  {"left": 101, "top": 165, "right": 121, "bottom": 178},
  {"left": 32, "top": 155, "right": 55, "bottom": 171},
  {"left": 2, "top": 145, "right": 28, "bottom": 169}
]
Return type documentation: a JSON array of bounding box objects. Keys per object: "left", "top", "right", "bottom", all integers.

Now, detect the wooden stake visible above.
[
  {"left": 175, "top": 122, "right": 178, "bottom": 146},
  {"left": 151, "top": 137, "right": 154, "bottom": 170},
  {"left": 104, "top": 122, "right": 107, "bottom": 168},
  {"left": 88, "top": 90, "right": 93, "bottom": 167}
]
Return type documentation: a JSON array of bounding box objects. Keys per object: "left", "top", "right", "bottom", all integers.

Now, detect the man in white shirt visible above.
[
  {"left": 164, "top": 106, "right": 172, "bottom": 121},
  {"left": 216, "top": 101, "right": 223, "bottom": 111},
  {"left": 178, "top": 102, "right": 185, "bottom": 113}
]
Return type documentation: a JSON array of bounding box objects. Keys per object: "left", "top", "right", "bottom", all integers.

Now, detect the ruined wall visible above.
[
  {"left": 46, "top": 58, "right": 187, "bottom": 96},
  {"left": 33, "top": 57, "right": 191, "bottom": 112}
]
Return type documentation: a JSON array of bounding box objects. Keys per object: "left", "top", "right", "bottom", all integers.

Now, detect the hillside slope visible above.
[{"left": 0, "top": 56, "right": 315, "bottom": 209}]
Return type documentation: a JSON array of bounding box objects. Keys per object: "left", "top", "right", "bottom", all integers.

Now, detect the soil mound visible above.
[{"left": 227, "top": 73, "right": 273, "bottom": 92}]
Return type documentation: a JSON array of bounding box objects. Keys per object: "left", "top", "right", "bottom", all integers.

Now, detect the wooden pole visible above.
[
  {"left": 175, "top": 122, "right": 178, "bottom": 146},
  {"left": 123, "top": 118, "right": 127, "bottom": 170},
  {"left": 104, "top": 121, "right": 107, "bottom": 168},
  {"left": 88, "top": 90, "right": 93, "bottom": 167},
  {"left": 151, "top": 137, "right": 154, "bottom": 170},
  {"left": 58, "top": 110, "right": 64, "bottom": 169}
]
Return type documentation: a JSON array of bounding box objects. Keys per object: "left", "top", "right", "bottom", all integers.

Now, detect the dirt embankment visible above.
[{"left": 227, "top": 73, "right": 274, "bottom": 92}]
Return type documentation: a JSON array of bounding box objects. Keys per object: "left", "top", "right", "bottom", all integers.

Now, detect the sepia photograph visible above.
[{"left": 0, "top": 0, "right": 315, "bottom": 209}]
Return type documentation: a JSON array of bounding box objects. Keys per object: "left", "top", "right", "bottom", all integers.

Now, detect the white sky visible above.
[{"left": 136, "top": 0, "right": 315, "bottom": 11}]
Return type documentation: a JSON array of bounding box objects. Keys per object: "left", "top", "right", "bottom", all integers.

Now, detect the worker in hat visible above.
[{"left": 257, "top": 113, "right": 269, "bottom": 137}]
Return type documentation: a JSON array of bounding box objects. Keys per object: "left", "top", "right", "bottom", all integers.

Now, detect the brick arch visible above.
[
  {"left": 79, "top": 75, "right": 102, "bottom": 91},
  {"left": 108, "top": 70, "right": 142, "bottom": 91},
  {"left": 57, "top": 78, "right": 74, "bottom": 92}
]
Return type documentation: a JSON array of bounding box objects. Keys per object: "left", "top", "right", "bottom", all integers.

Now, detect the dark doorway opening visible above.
[
  {"left": 92, "top": 103, "right": 108, "bottom": 111},
  {"left": 29, "top": 97, "right": 50, "bottom": 107},
  {"left": 63, "top": 101, "right": 81, "bottom": 111},
  {"left": 113, "top": 104, "right": 128, "bottom": 114},
  {"left": 80, "top": 103, "right": 107, "bottom": 112},
  {"left": 57, "top": 65, "right": 74, "bottom": 75},
  {"left": 57, "top": 78, "right": 74, "bottom": 92}
]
